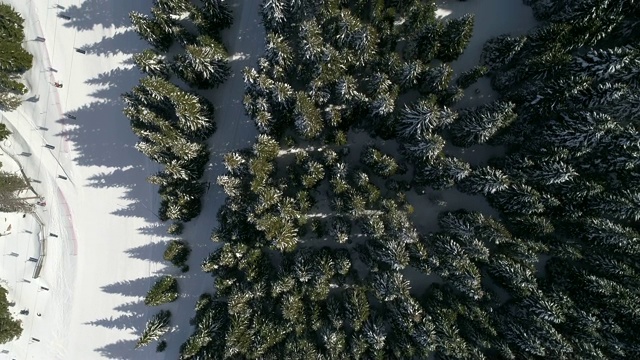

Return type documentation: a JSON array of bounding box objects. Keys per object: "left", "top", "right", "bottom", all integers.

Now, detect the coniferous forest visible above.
[{"left": 128, "top": 0, "right": 640, "bottom": 359}]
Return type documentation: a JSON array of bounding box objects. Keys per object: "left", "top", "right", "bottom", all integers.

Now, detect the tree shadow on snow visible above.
[
  {"left": 60, "top": 0, "right": 151, "bottom": 31},
  {"left": 125, "top": 241, "right": 169, "bottom": 263},
  {"left": 101, "top": 277, "right": 155, "bottom": 297},
  {"left": 95, "top": 339, "right": 145, "bottom": 359},
  {"left": 78, "top": 30, "right": 147, "bottom": 58}
]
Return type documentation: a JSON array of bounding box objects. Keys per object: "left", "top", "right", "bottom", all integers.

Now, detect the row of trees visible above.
[
  {"left": 0, "top": 4, "right": 32, "bottom": 111},
  {"left": 127, "top": 0, "right": 233, "bottom": 225},
  {"left": 126, "top": 0, "right": 234, "bottom": 352}
]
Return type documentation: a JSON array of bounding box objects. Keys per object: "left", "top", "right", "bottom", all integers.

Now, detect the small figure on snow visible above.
[{"left": 54, "top": 82, "right": 63, "bottom": 88}]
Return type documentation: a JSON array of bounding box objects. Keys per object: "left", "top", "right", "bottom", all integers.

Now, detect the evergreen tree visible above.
[
  {"left": 0, "top": 285, "right": 21, "bottom": 344},
  {"left": 133, "top": 49, "right": 169, "bottom": 78},
  {"left": 145, "top": 276, "right": 179, "bottom": 306},
  {"left": 129, "top": 11, "right": 174, "bottom": 51},
  {"left": 173, "top": 36, "right": 230, "bottom": 88},
  {"left": 451, "top": 101, "right": 517, "bottom": 147},
  {"left": 437, "top": 14, "right": 475, "bottom": 62},
  {"left": 294, "top": 91, "right": 323, "bottom": 139},
  {"left": 136, "top": 310, "right": 171, "bottom": 349}
]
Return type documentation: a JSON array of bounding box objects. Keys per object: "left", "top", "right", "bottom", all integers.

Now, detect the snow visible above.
[
  {"left": 436, "top": 0, "right": 537, "bottom": 108},
  {"left": 1, "top": 0, "right": 260, "bottom": 359}
]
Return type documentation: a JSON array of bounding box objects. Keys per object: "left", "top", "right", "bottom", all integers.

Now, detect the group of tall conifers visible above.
[
  {"left": 127, "top": 0, "right": 639, "bottom": 358},
  {"left": 127, "top": 0, "right": 232, "bottom": 227},
  {"left": 126, "top": 0, "right": 233, "bottom": 352}
]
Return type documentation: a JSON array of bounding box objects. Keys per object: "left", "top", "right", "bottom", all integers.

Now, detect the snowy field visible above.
[
  {"left": 0, "top": 0, "right": 534, "bottom": 359},
  {"left": 0, "top": 0, "right": 260, "bottom": 359}
]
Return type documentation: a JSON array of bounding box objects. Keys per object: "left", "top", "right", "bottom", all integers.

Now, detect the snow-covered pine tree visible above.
[
  {"left": 145, "top": 276, "right": 179, "bottom": 306},
  {"left": 437, "top": 14, "right": 474, "bottom": 62},
  {"left": 135, "top": 310, "right": 171, "bottom": 349},
  {"left": 261, "top": 0, "right": 288, "bottom": 32},
  {"left": 480, "top": 34, "right": 526, "bottom": 71},
  {"left": 173, "top": 36, "right": 230, "bottom": 89},
  {"left": 397, "top": 99, "right": 457, "bottom": 139},
  {"left": 459, "top": 166, "right": 511, "bottom": 195},
  {"left": 451, "top": 100, "right": 517, "bottom": 147},
  {"left": 196, "top": 0, "right": 233, "bottom": 33},
  {"left": 129, "top": 12, "right": 173, "bottom": 51},
  {"left": 456, "top": 65, "right": 488, "bottom": 89},
  {"left": 294, "top": 91, "right": 323, "bottom": 139},
  {"left": 133, "top": 49, "right": 169, "bottom": 78}
]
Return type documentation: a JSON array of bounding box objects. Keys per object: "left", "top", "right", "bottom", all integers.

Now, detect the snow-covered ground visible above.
[{"left": 1, "top": 0, "right": 260, "bottom": 358}]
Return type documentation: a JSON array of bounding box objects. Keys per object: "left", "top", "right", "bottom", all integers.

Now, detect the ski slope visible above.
[{"left": 1, "top": 0, "right": 260, "bottom": 358}]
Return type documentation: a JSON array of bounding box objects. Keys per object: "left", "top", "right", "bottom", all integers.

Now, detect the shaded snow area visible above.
[
  {"left": 436, "top": 0, "right": 537, "bottom": 165},
  {"left": 1, "top": 0, "right": 260, "bottom": 359},
  {"left": 437, "top": 0, "right": 537, "bottom": 107}
]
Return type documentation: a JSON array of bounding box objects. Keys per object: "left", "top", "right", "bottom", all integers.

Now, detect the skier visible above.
[{"left": 54, "top": 82, "right": 63, "bottom": 88}]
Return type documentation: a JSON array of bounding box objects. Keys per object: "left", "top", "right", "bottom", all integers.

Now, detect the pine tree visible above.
[
  {"left": 0, "top": 171, "right": 33, "bottom": 213},
  {"left": 129, "top": 11, "right": 174, "bottom": 51},
  {"left": 451, "top": 100, "right": 517, "bottom": 147},
  {"left": 261, "top": 0, "right": 288, "bottom": 32},
  {"left": 145, "top": 276, "right": 179, "bottom": 306},
  {"left": 133, "top": 49, "right": 169, "bottom": 78},
  {"left": 437, "top": 14, "right": 474, "bottom": 62},
  {"left": 397, "top": 99, "right": 457, "bottom": 139},
  {"left": 456, "top": 65, "right": 489, "bottom": 89},
  {"left": 480, "top": 35, "right": 526, "bottom": 71},
  {"left": 0, "top": 92, "right": 21, "bottom": 111},
  {"left": 136, "top": 310, "right": 171, "bottom": 349},
  {"left": 195, "top": 0, "right": 233, "bottom": 33},
  {"left": 294, "top": 91, "right": 323, "bottom": 139},
  {"left": 459, "top": 166, "right": 511, "bottom": 195},
  {"left": 360, "top": 146, "right": 399, "bottom": 178},
  {"left": 173, "top": 36, "right": 230, "bottom": 89}
]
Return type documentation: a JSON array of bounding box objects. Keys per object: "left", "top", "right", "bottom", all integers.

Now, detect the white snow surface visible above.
[{"left": 1, "top": 0, "right": 260, "bottom": 359}]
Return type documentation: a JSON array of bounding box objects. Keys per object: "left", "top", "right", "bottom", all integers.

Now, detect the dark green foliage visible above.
[
  {"left": 0, "top": 124, "right": 10, "bottom": 141},
  {"left": 129, "top": 11, "right": 175, "bottom": 52},
  {"left": 360, "top": 146, "right": 399, "bottom": 178},
  {"left": 145, "top": 276, "right": 179, "bottom": 306},
  {"left": 173, "top": 36, "right": 230, "bottom": 89},
  {"left": 437, "top": 14, "right": 475, "bottom": 62},
  {"left": 0, "top": 4, "right": 32, "bottom": 111},
  {"left": 136, "top": 310, "right": 171, "bottom": 349},
  {"left": 450, "top": 100, "right": 516, "bottom": 147},
  {"left": 456, "top": 65, "right": 488, "bottom": 89},
  {"left": 0, "top": 285, "right": 22, "bottom": 344},
  {"left": 181, "top": 0, "right": 640, "bottom": 359},
  {"left": 163, "top": 240, "right": 191, "bottom": 268},
  {"left": 156, "top": 340, "right": 167, "bottom": 352},
  {"left": 0, "top": 170, "right": 33, "bottom": 213}
]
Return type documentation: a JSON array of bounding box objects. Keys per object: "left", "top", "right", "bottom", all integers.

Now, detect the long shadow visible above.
[
  {"left": 80, "top": 30, "right": 147, "bottom": 57},
  {"left": 101, "top": 277, "right": 155, "bottom": 297},
  {"left": 61, "top": 0, "right": 150, "bottom": 31},
  {"left": 95, "top": 339, "right": 143, "bottom": 359},
  {"left": 125, "top": 241, "right": 169, "bottom": 263}
]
